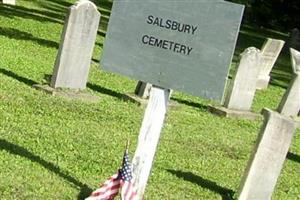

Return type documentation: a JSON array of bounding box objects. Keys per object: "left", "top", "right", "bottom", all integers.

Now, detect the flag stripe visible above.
[
  {"left": 86, "top": 148, "right": 137, "bottom": 200},
  {"left": 92, "top": 184, "right": 120, "bottom": 196}
]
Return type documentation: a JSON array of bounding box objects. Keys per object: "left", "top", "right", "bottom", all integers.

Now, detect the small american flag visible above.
[
  {"left": 119, "top": 149, "right": 137, "bottom": 200},
  {"left": 86, "top": 148, "right": 137, "bottom": 200}
]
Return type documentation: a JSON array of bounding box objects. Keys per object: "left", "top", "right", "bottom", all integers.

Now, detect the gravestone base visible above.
[
  {"left": 256, "top": 77, "right": 270, "bottom": 90},
  {"left": 208, "top": 105, "right": 261, "bottom": 120},
  {"left": 124, "top": 93, "right": 149, "bottom": 106},
  {"left": 124, "top": 93, "right": 179, "bottom": 108},
  {"left": 1, "top": 0, "right": 15, "bottom": 5},
  {"left": 33, "top": 84, "right": 100, "bottom": 103}
]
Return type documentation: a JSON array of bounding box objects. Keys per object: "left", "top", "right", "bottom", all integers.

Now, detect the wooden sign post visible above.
[
  {"left": 100, "top": 0, "right": 244, "bottom": 199},
  {"left": 132, "top": 86, "right": 170, "bottom": 198}
]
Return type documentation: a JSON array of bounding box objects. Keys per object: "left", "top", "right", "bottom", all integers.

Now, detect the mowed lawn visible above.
[{"left": 0, "top": 0, "right": 299, "bottom": 199}]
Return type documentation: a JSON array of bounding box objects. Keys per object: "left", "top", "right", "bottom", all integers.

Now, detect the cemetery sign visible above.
[{"left": 101, "top": 0, "right": 244, "bottom": 102}]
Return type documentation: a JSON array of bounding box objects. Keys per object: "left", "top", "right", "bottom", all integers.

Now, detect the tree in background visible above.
[{"left": 227, "top": 0, "right": 300, "bottom": 31}]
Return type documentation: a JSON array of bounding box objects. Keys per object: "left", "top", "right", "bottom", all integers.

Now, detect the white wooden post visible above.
[{"left": 132, "top": 86, "right": 170, "bottom": 199}]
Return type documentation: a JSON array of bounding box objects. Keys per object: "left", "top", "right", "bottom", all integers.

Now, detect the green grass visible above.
[{"left": 0, "top": 0, "right": 299, "bottom": 199}]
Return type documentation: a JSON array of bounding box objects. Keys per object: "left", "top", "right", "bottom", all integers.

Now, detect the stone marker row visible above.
[
  {"left": 238, "top": 48, "right": 300, "bottom": 200},
  {"left": 129, "top": 37, "right": 287, "bottom": 119},
  {"left": 27, "top": 0, "right": 299, "bottom": 199},
  {"left": 209, "top": 37, "right": 286, "bottom": 120},
  {"left": 32, "top": 0, "right": 285, "bottom": 112},
  {"left": 100, "top": 1, "right": 244, "bottom": 199}
]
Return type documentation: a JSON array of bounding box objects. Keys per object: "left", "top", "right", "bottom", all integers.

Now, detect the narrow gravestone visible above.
[
  {"left": 1, "top": 0, "right": 15, "bottom": 5},
  {"left": 209, "top": 47, "right": 262, "bottom": 120},
  {"left": 34, "top": 0, "right": 101, "bottom": 102},
  {"left": 100, "top": 1, "right": 244, "bottom": 199},
  {"left": 277, "top": 48, "right": 300, "bottom": 118},
  {"left": 51, "top": 0, "right": 100, "bottom": 90},
  {"left": 256, "top": 38, "right": 285, "bottom": 90},
  {"left": 238, "top": 108, "right": 298, "bottom": 200}
]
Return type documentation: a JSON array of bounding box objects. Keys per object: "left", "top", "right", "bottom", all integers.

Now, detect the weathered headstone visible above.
[
  {"left": 1, "top": 0, "right": 15, "bottom": 5},
  {"left": 51, "top": 0, "right": 100, "bottom": 90},
  {"left": 100, "top": 1, "right": 244, "bottom": 199},
  {"left": 225, "top": 47, "right": 261, "bottom": 110},
  {"left": 238, "top": 108, "right": 298, "bottom": 200},
  {"left": 209, "top": 47, "right": 262, "bottom": 120},
  {"left": 33, "top": 0, "right": 101, "bottom": 102},
  {"left": 277, "top": 48, "right": 300, "bottom": 117},
  {"left": 256, "top": 38, "right": 285, "bottom": 90}
]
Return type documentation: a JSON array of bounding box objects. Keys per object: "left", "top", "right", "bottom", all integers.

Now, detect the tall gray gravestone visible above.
[
  {"left": 277, "top": 48, "right": 300, "bottom": 117},
  {"left": 100, "top": 1, "right": 244, "bottom": 198},
  {"left": 51, "top": 0, "right": 100, "bottom": 90},
  {"left": 238, "top": 108, "right": 297, "bottom": 200},
  {"left": 256, "top": 38, "right": 285, "bottom": 90},
  {"left": 209, "top": 47, "right": 262, "bottom": 120},
  {"left": 1, "top": 0, "right": 15, "bottom": 5}
]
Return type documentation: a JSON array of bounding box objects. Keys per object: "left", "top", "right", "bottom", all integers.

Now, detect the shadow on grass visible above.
[
  {"left": 87, "top": 82, "right": 125, "bottom": 101},
  {"left": 92, "top": 58, "right": 100, "bottom": 64},
  {"left": 0, "top": 27, "right": 59, "bottom": 48},
  {"left": 98, "top": 30, "right": 107, "bottom": 37},
  {"left": 95, "top": 42, "right": 104, "bottom": 48},
  {"left": 0, "top": 4, "right": 64, "bottom": 24},
  {"left": 166, "top": 169, "right": 235, "bottom": 200},
  {"left": 0, "top": 68, "right": 38, "bottom": 86},
  {"left": 171, "top": 97, "right": 208, "bottom": 111},
  {"left": 287, "top": 152, "right": 300, "bottom": 164},
  {"left": 44, "top": 0, "right": 73, "bottom": 8},
  {"left": 0, "top": 139, "right": 92, "bottom": 200},
  {"left": 38, "top": 2, "right": 69, "bottom": 14},
  {"left": 269, "top": 73, "right": 291, "bottom": 89}
]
